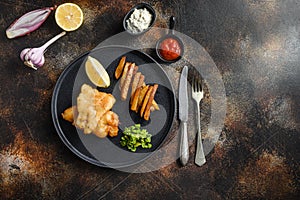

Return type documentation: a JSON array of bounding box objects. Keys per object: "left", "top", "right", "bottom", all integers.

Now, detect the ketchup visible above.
[{"left": 159, "top": 38, "right": 181, "bottom": 61}]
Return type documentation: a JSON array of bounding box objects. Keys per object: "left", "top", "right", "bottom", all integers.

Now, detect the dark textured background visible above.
[{"left": 0, "top": 0, "right": 299, "bottom": 199}]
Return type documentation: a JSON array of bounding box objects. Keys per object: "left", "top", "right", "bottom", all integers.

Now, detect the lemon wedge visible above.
[
  {"left": 85, "top": 56, "right": 110, "bottom": 88},
  {"left": 55, "top": 3, "right": 83, "bottom": 31}
]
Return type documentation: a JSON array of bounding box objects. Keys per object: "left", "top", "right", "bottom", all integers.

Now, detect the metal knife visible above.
[{"left": 179, "top": 66, "right": 189, "bottom": 166}]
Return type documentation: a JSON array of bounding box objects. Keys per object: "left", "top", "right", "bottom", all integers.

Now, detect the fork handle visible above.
[
  {"left": 195, "top": 104, "right": 206, "bottom": 166},
  {"left": 179, "top": 121, "right": 189, "bottom": 166}
]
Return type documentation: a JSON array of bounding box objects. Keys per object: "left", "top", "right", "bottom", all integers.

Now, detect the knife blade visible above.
[
  {"left": 179, "top": 66, "right": 189, "bottom": 166},
  {"left": 179, "top": 66, "right": 189, "bottom": 121}
]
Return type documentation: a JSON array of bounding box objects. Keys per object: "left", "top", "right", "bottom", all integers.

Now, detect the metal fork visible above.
[{"left": 192, "top": 75, "right": 206, "bottom": 166}]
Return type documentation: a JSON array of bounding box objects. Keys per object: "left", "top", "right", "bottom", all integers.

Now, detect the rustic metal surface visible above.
[{"left": 0, "top": 0, "right": 299, "bottom": 199}]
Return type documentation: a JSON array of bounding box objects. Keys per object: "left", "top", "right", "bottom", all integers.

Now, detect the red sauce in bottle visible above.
[{"left": 159, "top": 38, "right": 181, "bottom": 61}]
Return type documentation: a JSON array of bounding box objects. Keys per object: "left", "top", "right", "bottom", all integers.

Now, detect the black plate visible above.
[{"left": 51, "top": 46, "right": 175, "bottom": 168}]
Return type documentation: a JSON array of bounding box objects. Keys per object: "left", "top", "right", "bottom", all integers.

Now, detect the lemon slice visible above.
[
  {"left": 85, "top": 56, "right": 110, "bottom": 88},
  {"left": 55, "top": 3, "right": 83, "bottom": 31}
]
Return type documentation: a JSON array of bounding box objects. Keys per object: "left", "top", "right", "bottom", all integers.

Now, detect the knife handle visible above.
[{"left": 179, "top": 121, "right": 189, "bottom": 166}]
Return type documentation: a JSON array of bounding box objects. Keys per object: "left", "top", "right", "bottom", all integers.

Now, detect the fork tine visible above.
[
  {"left": 200, "top": 77, "right": 203, "bottom": 92},
  {"left": 195, "top": 77, "right": 198, "bottom": 92},
  {"left": 192, "top": 74, "right": 195, "bottom": 91},
  {"left": 196, "top": 77, "right": 200, "bottom": 92},
  {"left": 198, "top": 78, "right": 202, "bottom": 92},
  {"left": 191, "top": 68, "right": 204, "bottom": 93}
]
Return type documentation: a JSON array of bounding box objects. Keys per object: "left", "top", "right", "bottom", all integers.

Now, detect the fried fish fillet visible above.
[
  {"left": 61, "top": 106, "right": 76, "bottom": 123},
  {"left": 62, "top": 84, "right": 119, "bottom": 138},
  {"left": 94, "top": 111, "right": 119, "bottom": 138}
]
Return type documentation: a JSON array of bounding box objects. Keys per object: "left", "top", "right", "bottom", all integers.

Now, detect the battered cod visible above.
[{"left": 62, "top": 84, "right": 119, "bottom": 138}]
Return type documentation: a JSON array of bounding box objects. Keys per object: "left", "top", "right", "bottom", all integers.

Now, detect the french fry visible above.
[
  {"left": 137, "top": 74, "right": 145, "bottom": 88},
  {"left": 133, "top": 65, "right": 139, "bottom": 76},
  {"left": 121, "top": 63, "right": 135, "bottom": 100},
  {"left": 142, "top": 82, "right": 159, "bottom": 110},
  {"left": 152, "top": 100, "right": 160, "bottom": 110},
  {"left": 150, "top": 106, "right": 155, "bottom": 112},
  {"left": 137, "top": 85, "right": 149, "bottom": 108},
  {"left": 130, "top": 72, "right": 141, "bottom": 104},
  {"left": 140, "top": 86, "right": 153, "bottom": 117},
  {"left": 115, "top": 56, "right": 126, "bottom": 79},
  {"left": 144, "top": 84, "right": 158, "bottom": 120},
  {"left": 131, "top": 86, "right": 141, "bottom": 112},
  {"left": 131, "top": 72, "right": 141, "bottom": 96},
  {"left": 119, "top": 62, "right": 131, "bottom": 90},
  {"left": 129, "top": 66, "right": 139, "bottom": 103}
]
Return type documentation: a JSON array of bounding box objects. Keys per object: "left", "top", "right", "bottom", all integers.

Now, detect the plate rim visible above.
[{"left": 51, "top": 45, "right": 176, "bottom": 168}]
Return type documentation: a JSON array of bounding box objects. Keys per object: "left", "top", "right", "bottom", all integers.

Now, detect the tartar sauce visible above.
[{"left": 126, "top": 8, "right": 152, "bottom": 33}]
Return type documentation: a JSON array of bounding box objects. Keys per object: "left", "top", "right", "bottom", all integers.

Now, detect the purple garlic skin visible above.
[
  {"left": 20, "top": 48, "right": 45, "bottom": 70},
  {"left": 20, "top": 31, "right": 66, "bottom": 70},
  {"left": 6, "top": 7, "right": 55, "bottom": 39}
]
